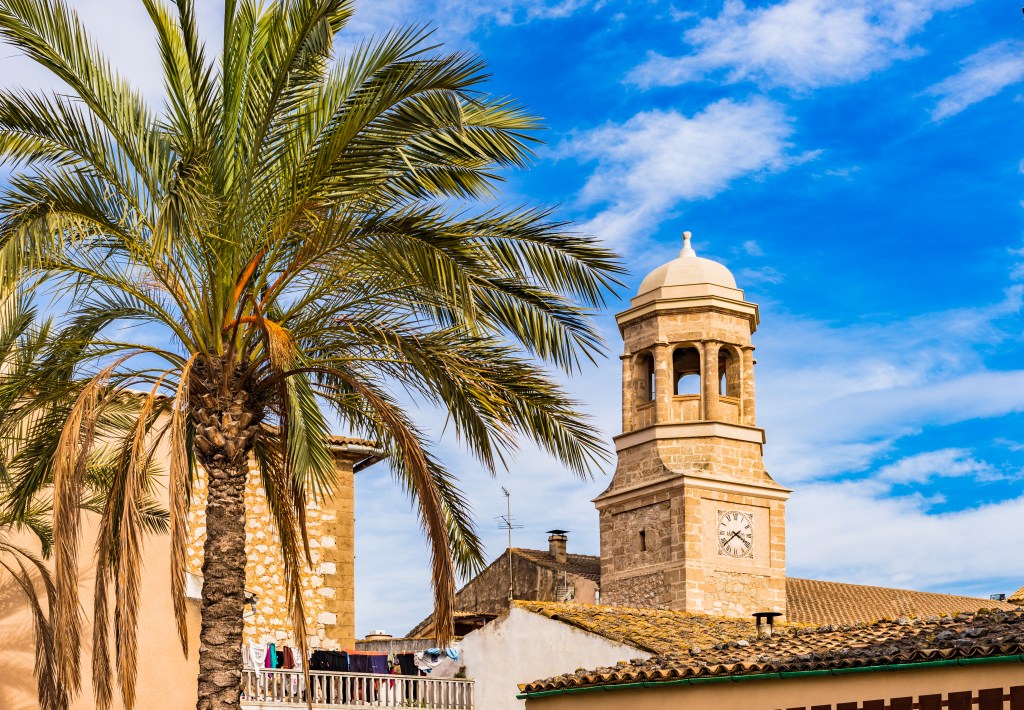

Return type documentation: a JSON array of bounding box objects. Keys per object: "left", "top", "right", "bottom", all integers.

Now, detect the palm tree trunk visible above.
[
  {"left": 196, "top": 455, "right": 248, "bottom": 710},
  {"left": 191, "top": 368, "right": 262, "bottom": 710}
]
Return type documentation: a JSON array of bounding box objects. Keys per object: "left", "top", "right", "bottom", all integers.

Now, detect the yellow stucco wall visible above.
[
  {"left": 0, "top": 512, "right": 203, "bottom": 710},
  {"left": 524, "top": 663, "right": 1024, "bottom": 710},
  {"left": 0, "top": 442, "right": 362, "bottom": 709}
]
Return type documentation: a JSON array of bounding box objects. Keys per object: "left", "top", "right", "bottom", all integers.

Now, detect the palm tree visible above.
[
  {"left": 0, "top": 0, "right": 621, "bottom": 708},
  {"left": 0, "top": 254, "right": 168, "bottom": 710}
]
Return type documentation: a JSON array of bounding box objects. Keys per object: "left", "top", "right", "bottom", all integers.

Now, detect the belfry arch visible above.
[{"left": 672, "top": 346, "right": 701, "bottom": 396}]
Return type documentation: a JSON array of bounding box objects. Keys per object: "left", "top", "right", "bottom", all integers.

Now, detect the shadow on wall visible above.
[{"left": 0, "top": 555, "right": 97, "bottom": 710}]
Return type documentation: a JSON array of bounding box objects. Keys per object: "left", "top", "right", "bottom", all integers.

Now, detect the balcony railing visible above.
[{"left": 240, "top": 668, "right": 474, "bottom": 709}]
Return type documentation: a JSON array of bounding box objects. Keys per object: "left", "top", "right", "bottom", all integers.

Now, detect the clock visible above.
[{"left": 717, "top": 510, "right": 753, "bottom": 558}]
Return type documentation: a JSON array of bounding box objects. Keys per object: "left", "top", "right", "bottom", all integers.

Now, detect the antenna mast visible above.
[{"left": 498, "top": 487, "right": 523, "bottom": 602}]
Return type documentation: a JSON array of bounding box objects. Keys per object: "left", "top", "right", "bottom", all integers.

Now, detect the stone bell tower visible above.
[{"left": 595, "top": 232, "right": 789, "bottom": 617}]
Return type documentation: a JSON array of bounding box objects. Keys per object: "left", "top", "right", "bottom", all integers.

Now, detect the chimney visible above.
[
  {"left": 547, "top": 529, "right": 569, "bottom": 564},
  {"left": 753, "top": 611, "right": 782, "bottom": 639}
]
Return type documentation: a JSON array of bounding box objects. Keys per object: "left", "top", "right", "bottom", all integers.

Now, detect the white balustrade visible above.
[{"left": 240, "top": 668, "right": 474, "bottom": 709}]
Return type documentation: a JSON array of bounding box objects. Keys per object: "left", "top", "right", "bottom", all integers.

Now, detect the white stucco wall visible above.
[{"left": 461, "top": 607, "right": 650, "bottom": 710}]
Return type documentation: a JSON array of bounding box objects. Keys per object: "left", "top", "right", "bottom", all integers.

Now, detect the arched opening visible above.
[
  {"left": 718, "top": 347, "right": 741, "bottom": 398},
  {"left": 673, "top": 346, "right": 701, "bottom": 396},
  {"left": 637, "top": 352, "right": 655, "bottom": 402}
]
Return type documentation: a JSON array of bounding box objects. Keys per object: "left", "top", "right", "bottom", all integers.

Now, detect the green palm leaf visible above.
[{"left": 0, "top": 1, "right": 623, "bottom": 708}]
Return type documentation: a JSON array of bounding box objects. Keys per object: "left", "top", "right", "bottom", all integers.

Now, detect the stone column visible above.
[
  {"left": 741, "top": 346, "right": 756, "bottom": 426},
  {"left": 702, "top": 340, "right": 720, "bottom": 421},
  {"left": 318, "top": 451, "right": 357, "bottom": 648},
  {"left": 653, "top": 343, "right": 672, "bottom": 423},
  {"left": 621, "top": 353, "right": 633, "bottom": 432}
]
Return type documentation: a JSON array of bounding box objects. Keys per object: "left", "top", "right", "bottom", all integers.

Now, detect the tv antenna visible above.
[{"left": 497, "top": 487, "right": 523, "bottom": 602}]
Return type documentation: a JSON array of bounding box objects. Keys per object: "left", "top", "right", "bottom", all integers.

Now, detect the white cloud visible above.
[
  {"left": 759, "top": 286, "right": 1024, "bottom": 482},
  {"left": 342, "top": 0, "right": 596, "bottom": 46},
  {"left": 562, "top": 97, "right": 803, "bottom": 249},
  {"left": 873, "top": 448, "right": 1003, "bottom": 485},
  {"left": 629, "top": 0, "right": 964, "bottom": 90},
  {"left": 737, "top": 265, "right": 784, "bottom": 285},
  {"left": 742, "top": 239, "right": 764, "bottom": 256},
  {"left": 0, "top": 1, "right": 223, "bottom": 102},
  {"left": 788, "top": 482, "right": 1024, "bottom": 593},
  {"left": 926, "top": 40, "right": 1024, "bottom": 121}
]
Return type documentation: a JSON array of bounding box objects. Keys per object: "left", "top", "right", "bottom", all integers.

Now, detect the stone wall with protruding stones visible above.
[{"left": 185, "top": 454, "right": 356, "bottom": 651}]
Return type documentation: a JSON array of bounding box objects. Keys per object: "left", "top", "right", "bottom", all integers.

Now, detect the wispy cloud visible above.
[
  {"left": 788, "top": 481, "right": 1024, "bottom": 592},
  {"left": 759, "top": 284, "right": 1024, "bottom": 482},
  {"left": 342, "top": 0, "right": 596, "bottom": 46},
  {"left": 873, "top": 448, "right": 1007, "bottom": 485},
  {"left": 926, "top": 40, "right": 1024, "bottom": 121},
  {"left": 561, "top": 97, "right": 806, "bottom": 250},
  {"left": 629, "top": 0, "right": 964, "bottom": 91}
]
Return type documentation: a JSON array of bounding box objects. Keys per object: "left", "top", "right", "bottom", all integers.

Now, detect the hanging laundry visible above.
[
  {"left": 415, "top": 649, "right": 445, "bottom": 673},
  {"left": 429, "top": 657, "right": 461, "bottom": 678},
  {"left": 368, "top": 654, "right": 388, "bottom": 675},
  {"left": 247, "top": 643, "right": 268, "bottom": 673},
  {"left": 397, "top": 653, "right": 418, "bottom": 676},
  {"left": 265, "top": 643, "right": 276, "bottom": 668},
  {"left": 348, "top": 653, "right": 371, "bottom": 673}
]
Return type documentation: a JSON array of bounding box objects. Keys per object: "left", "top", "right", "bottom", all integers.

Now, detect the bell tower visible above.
[{"left": 595, "top": 232, "right": 789, "bottom": 617}]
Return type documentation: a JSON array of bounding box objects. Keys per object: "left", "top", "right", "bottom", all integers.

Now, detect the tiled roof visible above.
[
  {"left": 520, "top": 609, "right": 1024, "bottom": 694},
  {"left": 327, "top": 435, "right": 379, "bottom": 448},
  {"left": 512, "top": 549, "right": 601, "bottom": 582},
  {"left": 1010, "top": 584, "right": 1024, "bottom": 605},
  {"left": 787, "top": 577, "right": 1018, "bottom": 624},
  {"left": 515, "top": 601, "right": 807, "bottom": 655},
  {"left": 509, "top": 552, "right": 1011, "bottom": 623}
]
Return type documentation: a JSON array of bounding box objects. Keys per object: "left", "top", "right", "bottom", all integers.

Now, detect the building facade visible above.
[{"left": 596, "top": 232, "right": 788, "bottom": 617}]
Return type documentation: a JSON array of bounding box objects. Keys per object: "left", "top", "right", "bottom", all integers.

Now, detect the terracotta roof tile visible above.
[
  {"left": 515, "top": 601, "right": 806, "bottom": 655},
  {"left": 521, "top": 609, "right": 1024, "bottom": 693},
  {"left": 501, "top": 552, "right": 1009, "bottom": 623},
  {"left": 1010, "top": 584, "right": 1024, "bottom": 605},
  {"left": 327, "top": 435, "right": 378, "bottom": 448},
  {"left": 512, "top": 549, "right": 601, "bottom": 582},
  {"left": 787, "top": 577, "right": 1017, "bottom": 624}
]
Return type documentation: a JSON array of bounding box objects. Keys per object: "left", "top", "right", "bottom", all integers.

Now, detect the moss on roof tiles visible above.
[
  {"left": 515, "top": 601, "right": 807, "bottom": 655},
  {"left": 520, "top": 609, "right": 1024, "bottom": 694}
]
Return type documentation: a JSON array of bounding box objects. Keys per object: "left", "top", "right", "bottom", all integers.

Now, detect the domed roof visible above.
[{"left": 637, "top": 232, "right": 736, "bottom": 295}]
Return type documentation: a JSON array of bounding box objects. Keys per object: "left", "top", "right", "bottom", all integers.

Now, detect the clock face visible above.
[{"left": 717, "top": 510, "right": 753, "bottom": 558}]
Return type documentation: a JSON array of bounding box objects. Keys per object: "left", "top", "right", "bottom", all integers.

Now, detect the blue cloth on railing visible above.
[
  {"left": 446, "top": 648, "right": 459, "bottom": 661},
  {"left": 348, "top": 653, "right": 371, "bottom": 673},
  {"left": 310, "top": 650, "right": 348, "bottom": 672},
  {"left": 369, "top": 654, "right": 388, "bottom": 675}
]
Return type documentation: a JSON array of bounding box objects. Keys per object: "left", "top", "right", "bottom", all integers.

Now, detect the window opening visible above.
[
  {"left": 638, "top": 352, "right": 655, "bottom": 402},
  {"left": 639, "top": 530, "right": 647, "bottom": 552},
  {"left": 673, "top": 347, "right": 701, "bottom": 395},
  {"left": 718, "top": 348, "right": 741, "bottom": 398}
]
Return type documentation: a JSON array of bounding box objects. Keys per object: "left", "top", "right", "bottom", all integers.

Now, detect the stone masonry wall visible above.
[
  {"left": 185, "top": 455, "right": 355, "bottom": 650},
  {"left": 601, "top": 570, "right": 669, "bottom": 609}
]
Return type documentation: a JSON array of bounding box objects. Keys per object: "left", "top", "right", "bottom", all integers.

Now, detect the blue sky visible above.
[{"left": 2, "top": 0, "right": 1023, "bottom": 638}]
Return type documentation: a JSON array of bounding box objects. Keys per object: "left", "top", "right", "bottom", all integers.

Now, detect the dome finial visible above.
[{"left": 680, "top": 230, "right": 696, "bottom": 258}]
